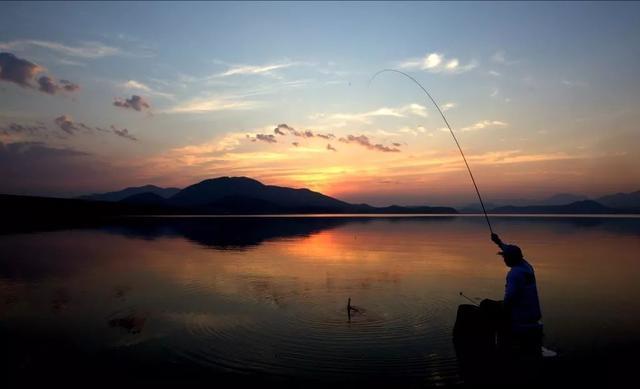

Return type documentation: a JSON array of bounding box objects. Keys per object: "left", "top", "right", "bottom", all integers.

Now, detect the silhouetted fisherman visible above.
[{"left": 482, "top": 233, "right": 543, "bottom": 356}]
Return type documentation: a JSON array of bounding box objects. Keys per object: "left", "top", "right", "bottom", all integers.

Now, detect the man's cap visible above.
[{"left": 499, "top": 244, "right": 523, "bottom": 259}]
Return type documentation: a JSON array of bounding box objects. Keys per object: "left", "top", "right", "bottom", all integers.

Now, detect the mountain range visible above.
[
  {"left": 2, "top": 177, "right": 637, "bottom": 218},
  {"left": 461, "top": 191, "right": 640, "bottom": 213},
  {"left": 77, "top": 176, "right": 457, "bottom": 214},
  {"left": 81, "top": 178, "right": 640, "bottom": 214},
  {"left": 80, "top": 185, "right": 180, "bottom": 202}
]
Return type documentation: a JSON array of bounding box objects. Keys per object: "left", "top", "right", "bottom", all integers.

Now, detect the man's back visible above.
[
  {"left": 505, "top": 259, "right": 542, "bottom": 331},
  {"left": 491, "top": 233, "right": 543, "bottom": 332}
]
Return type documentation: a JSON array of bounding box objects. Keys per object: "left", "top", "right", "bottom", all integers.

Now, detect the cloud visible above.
[
  {"left": 561, "top": 79, "right": 588, "bottom": 88},
  {"left": 252, "top": 134, "right": 277, "bottom": 143},
  {"left": 37, "top": 76, "right": 80, "bottom": 94},
  {"left": 123, "top": 80, "right": 150, "bottom": 91},
  {"left": 121, "top": 79, "right": 174, "bottom": 99},
  {"left": 39, "top": 76, "right": 62, "bottom": 94},
  {"left": 460, "top": 120, "right": 508, "bottom": 132},
  {"left": 338, "top": 134, "right": 400, "bottom": 152},
  {"left": 488, "top": 70, "right": 501, "bottom": 77},
  {"left": 50, "top": 115, "right": 141, "bottom": 141},
  {"left": 162, "top": 132, "right": 252, "bottom": 167},
  {"left": 0, "top": 141, "right": 88, "bottom": 158},
  {"left": 60, "top": 79, "right": 80, "bottom": 92},
  {"left": 316, "top": 133, "right": 334, "bottom": 140},
  {"left": 113, "top": 95, "right": 151, "bottom": 112},
  {"left": 110, "top": 125, "right": 137, "bottom": 141},
  {"left": 400, "top": 52, "right": 477, "bottom": 74},
  {"left": 398, "top": 126, "right": 427, "bottom": 136},
  {"left": 274, "top": 123, "right": 294, "bottom": 134},
  {"left": 54, "top": 115, "right": 91, "bottom": 134},
  {"left": 0, "top": 122, "right": 47, "bottom": 136},
  {"left": 0, "top": 40, "right": 121, "bottom": 59},
  {"left": 491, "top": 51, "right": 519, "bottom": 65},
  {"left": 0, "top": 141, "right": 140, "bottom": 197},
  {"left": 273, "top": 123, "right": 317, "bottom": 138},
  {"left": 311, "top": 104, "right": 427, "bottom": 125},
  {"left": 57, "top": 58, "right": 86, "bottom": 67},
  {"left": 441, "top": 102, "right": 456, "bottom": 111},
  {"left": 218, "top": 61, "right": 298, "bottom": 77},
  {"left": 0, "top": 52, "right": 80, "bottom": 95},
  {"left": 165, "top": 97, "right": 255, "bottom": 114},
  {"left": 0, "top": 52, "right": 45, "bottom": 87},
  {"left": 326, "top": 144, "right": 337, "bottom": 152},
  {"left": 2, "top": 117, "right": 128, "bottom": 141}
]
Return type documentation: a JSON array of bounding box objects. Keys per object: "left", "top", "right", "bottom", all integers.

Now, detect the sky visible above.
[{"left": 1, "top": 1, "right": 639, "bottom": 206}]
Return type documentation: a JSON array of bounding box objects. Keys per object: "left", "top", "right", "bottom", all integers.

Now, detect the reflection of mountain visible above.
[
  {"left": 102, "top": 217, "right": 353, "bottom": 250},
  {"left": 1, "top": 216, "right": 639, "bottom": 284}
]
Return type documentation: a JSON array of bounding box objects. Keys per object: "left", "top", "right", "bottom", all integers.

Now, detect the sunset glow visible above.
[{"left": 1, "top": 2, "right": 639, "bottom": 205}]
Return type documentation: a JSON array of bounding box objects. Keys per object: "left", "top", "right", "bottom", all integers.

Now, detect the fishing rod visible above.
[{"left": 369, "top": 69, "right": 494, "bottom": 234}]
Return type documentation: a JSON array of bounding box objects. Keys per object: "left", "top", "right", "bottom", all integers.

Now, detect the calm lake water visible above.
[{"left": 1, "top": 216, "right": 639, "bottom": 387}]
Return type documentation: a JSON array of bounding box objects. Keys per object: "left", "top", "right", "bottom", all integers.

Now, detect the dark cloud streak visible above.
[
  {"left": 0, "top": 52, "right": 80, "bottom": 95},
  {"left": 54, "top": 115, "right": 91, "bottom": 134},
  {"left": 0, "top": 52, "right": 44, "bottom": 87},
  {"left": 113, "top": 95, "right": 151, "bottom": 112},
  {"left": 253, "top": 134, "right": 277, "bottom": 143},
  {"left": 52, "top": 115, "right": 137, "bottom": 140},
  {"left": 111, "top": 126, "right": 137, "bottom": 141},
  {"left": 273, "top": 123, "right": 334, "bottom": 139},
  {"left": 339, "top": 134, "right": 400, "bottom": 152},
  {"left": 38, "top": 76, "right": 58, "bottom": 94},
  {"left": 0, "top": 141, "right": 133, "bottom": 197},
  {"left": 0, "top": 122, "right": 47, "bottom": 136}
]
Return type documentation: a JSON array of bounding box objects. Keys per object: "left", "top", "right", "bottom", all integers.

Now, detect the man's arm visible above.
[{"left": 491, "top": 233, "right": 506, "bottom": 249}]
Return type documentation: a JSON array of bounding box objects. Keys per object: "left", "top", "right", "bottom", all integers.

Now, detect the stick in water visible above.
[
  {"left": 459, "top": 291, "right": 479, "bottom": 306},
  {"left": 369, "top": 69, "right": 494, "bottom": 234}
]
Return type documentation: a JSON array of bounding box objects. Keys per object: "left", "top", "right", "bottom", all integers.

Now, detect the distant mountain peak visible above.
[
  {"left": 597, "top": 190, "right": 640, "bottom": 210},
  {"left": 170, "top": 176, "right": 346, "bottom": 209},
  {"left": 491, "top": 199, "right": 615, "bottom": 214},
  {"left": 79, "top": 185, "right": 181, "bottom": 202},
  {"left": 199, "top": 176, "right": 263, "bottom": 184}
]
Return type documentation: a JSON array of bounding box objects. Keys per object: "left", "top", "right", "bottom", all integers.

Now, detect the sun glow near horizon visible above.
[{"left": 1, "top": 2, "right": 639, "bottom": 205}]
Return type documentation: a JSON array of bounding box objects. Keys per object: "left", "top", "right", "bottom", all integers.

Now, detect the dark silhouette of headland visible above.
[
  {"left": 1, "top": 177, "right": 638, "bottom": 236},
  {"left": 0, "top": 177, "right": 457, "bottom": 230}
]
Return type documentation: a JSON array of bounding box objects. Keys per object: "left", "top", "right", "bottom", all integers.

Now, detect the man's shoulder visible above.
[
  {"left": 508, "top": 262, "right": 532, "bottom": 278},
  {"left": 521, "top": 260, "right": 535, "bottom": 272}
]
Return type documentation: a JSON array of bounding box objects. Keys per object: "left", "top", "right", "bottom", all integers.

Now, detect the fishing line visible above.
[{"left": 369, "top": 69, "right": 493, "bottom": 234}]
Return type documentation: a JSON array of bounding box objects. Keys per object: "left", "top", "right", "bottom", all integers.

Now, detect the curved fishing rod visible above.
[{"left": 369, "top": 69, "right": 493, "bottom": 234}]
